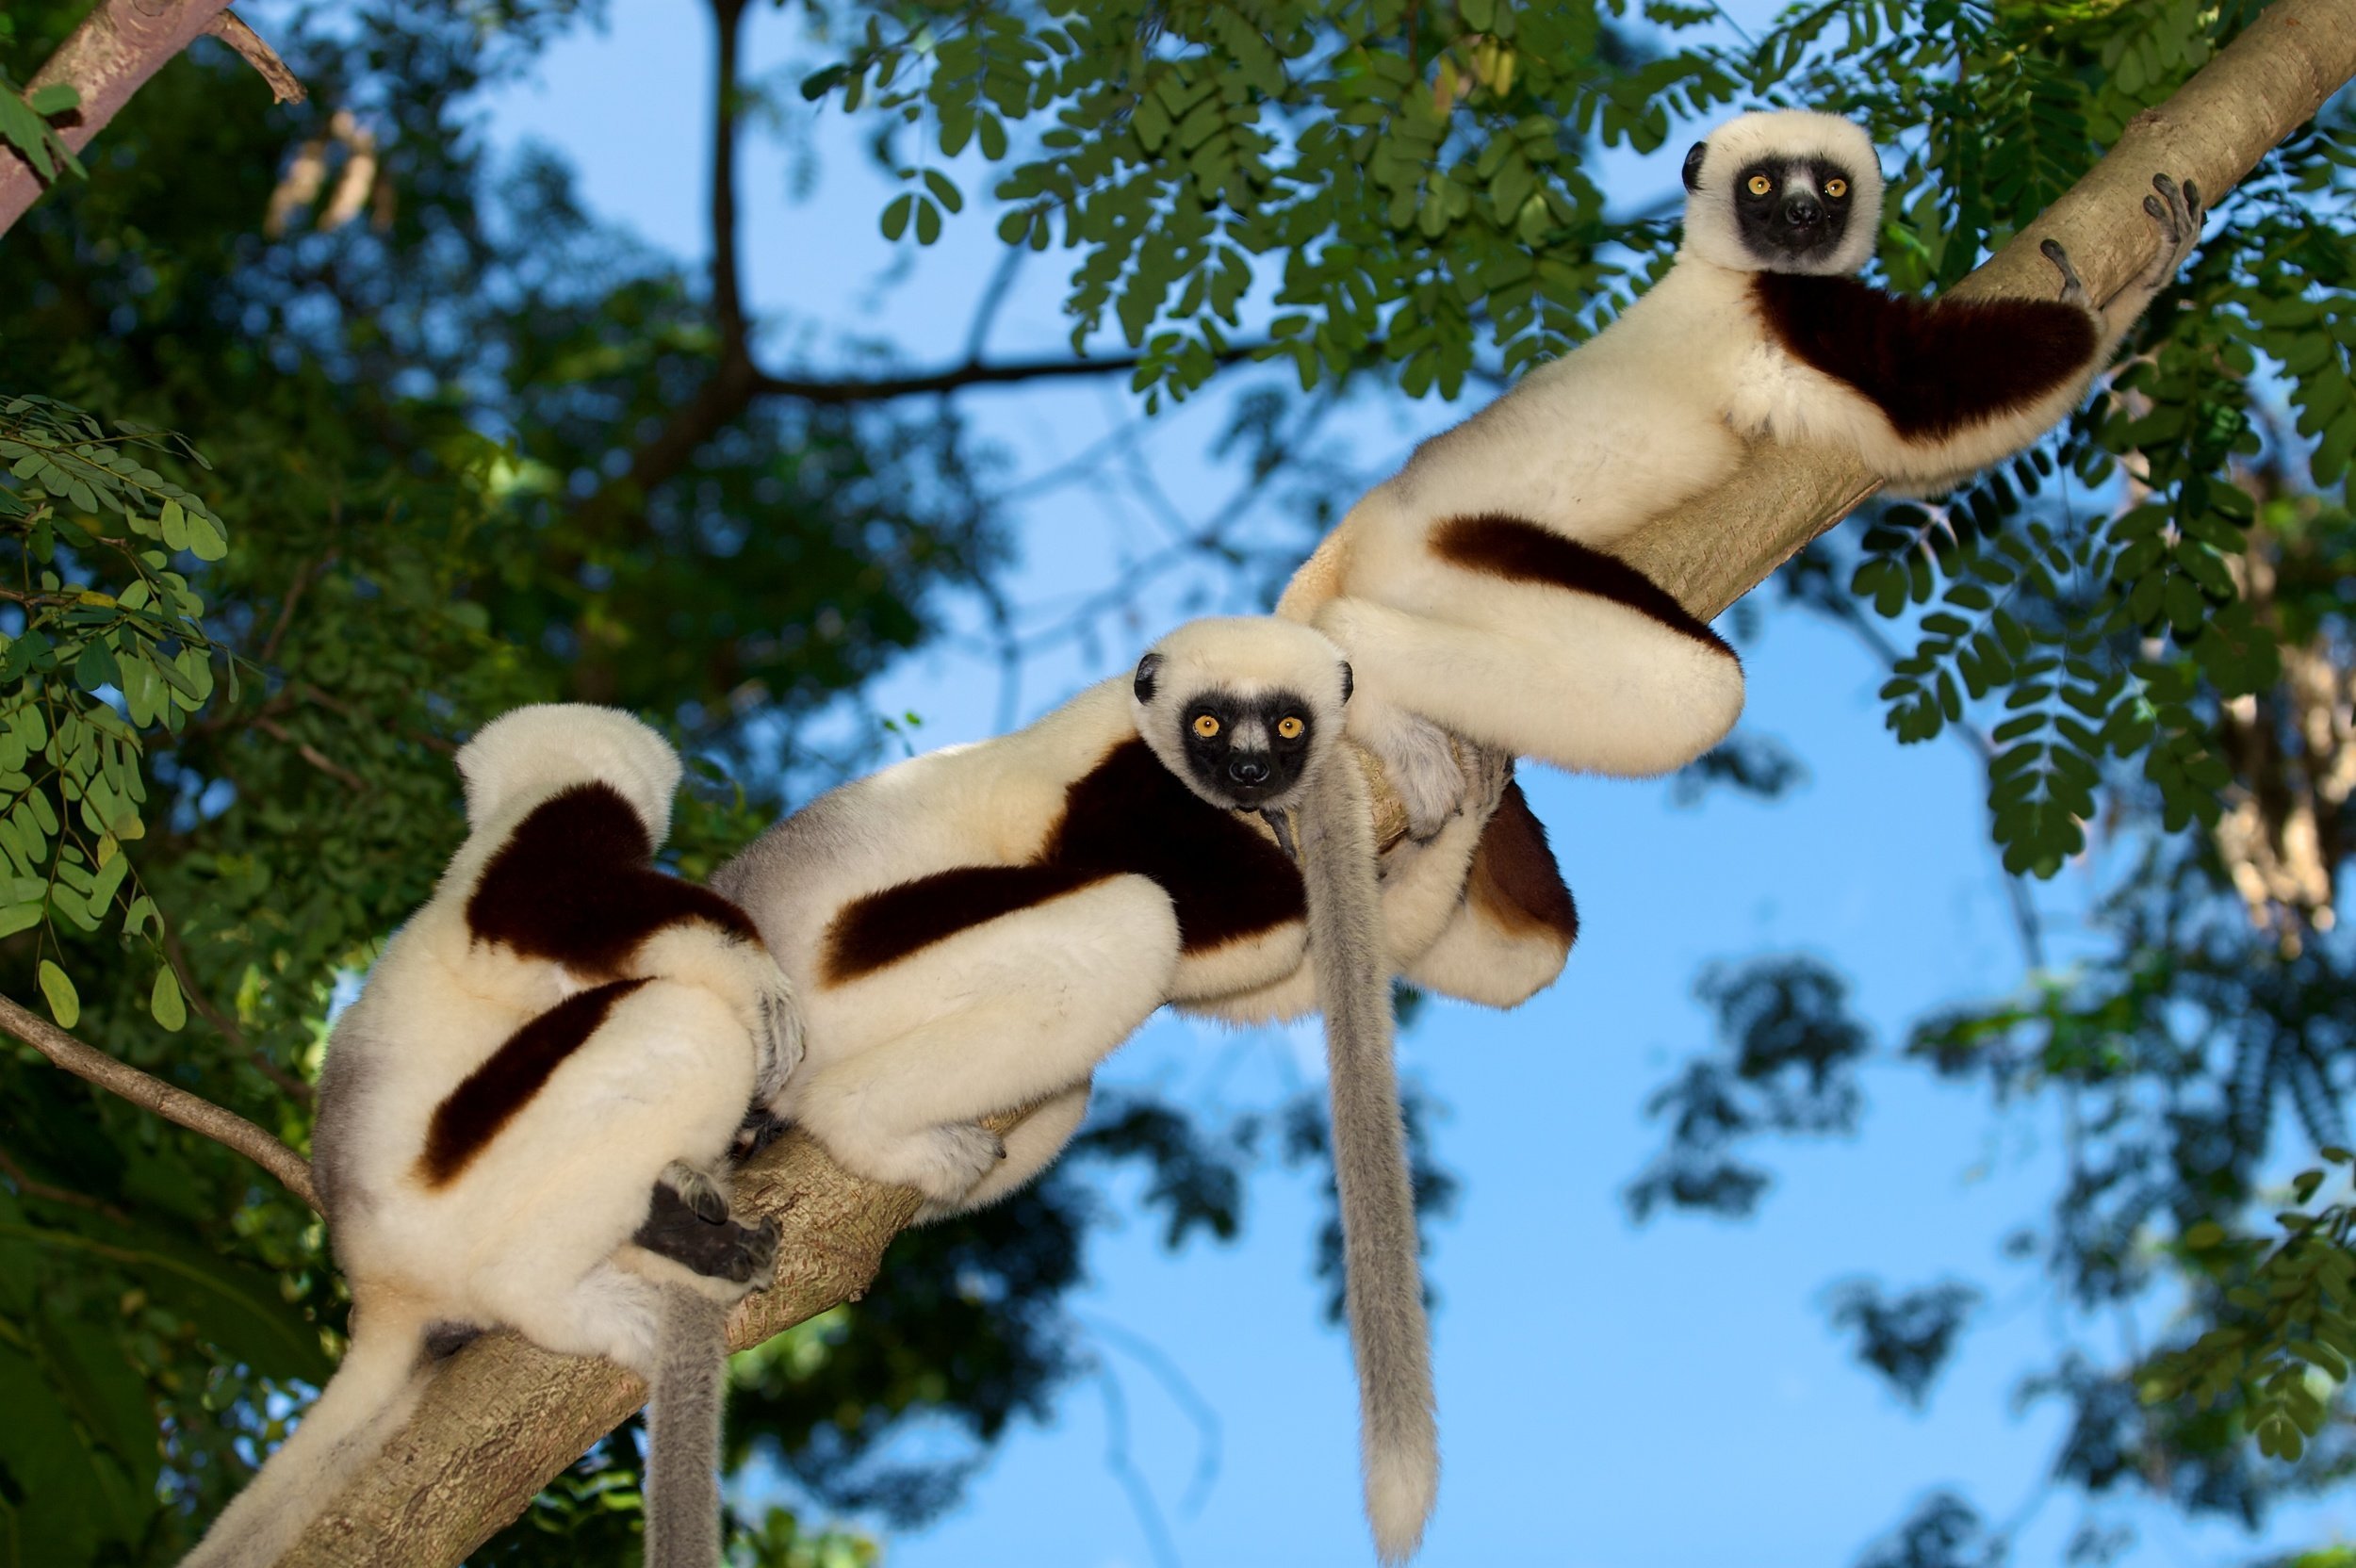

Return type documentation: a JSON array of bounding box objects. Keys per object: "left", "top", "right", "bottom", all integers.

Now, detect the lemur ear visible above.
[
  {"left": 1681, "top": 140, "right": 1709, "bottom": 192},
  {"left": 1133, "top": 652, "right": 1163, "bottom": 706},
  {"left": 1338, "top": 661, "right": 1354, "bottom": 704}
]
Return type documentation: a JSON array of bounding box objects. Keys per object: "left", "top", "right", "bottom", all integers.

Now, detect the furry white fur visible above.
[{"left": 181, "top": 706, "right": 788, "bottom": 1568}]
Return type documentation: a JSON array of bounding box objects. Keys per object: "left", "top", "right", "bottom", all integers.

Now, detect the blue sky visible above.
[{"left": 477, "top": 6, "right": 2350, "bottom": 1565}]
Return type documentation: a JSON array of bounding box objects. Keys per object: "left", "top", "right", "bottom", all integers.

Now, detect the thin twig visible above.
[
  {"left": 252, "top": 715, "right": 368, "bottom": 792},
  {"left": 204, "top": 9, "right": 305, "bottom": 104},
  {"left": 0, "top": 992, "right": 317, "bottom": 1210},
  {"left": 752, "top": 343, "right": 1270, "bottom": 405},
  {"left": 0, "top": 1143, "right": 132, "bottom": 1223}
]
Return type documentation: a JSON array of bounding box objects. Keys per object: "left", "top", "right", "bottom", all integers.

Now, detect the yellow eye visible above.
[
  {"left": 1277, "top": 715, "right": 1304, "bottom": 740},
  {"left": 1192, "top": 714, "right": 1221, "bottom": 739},
  {"left": 1825, "top": 177, "right": 1848, "bottom": 199},
  {"left": 1747, "top": 174, "right": 1773, "bottom": 197}
]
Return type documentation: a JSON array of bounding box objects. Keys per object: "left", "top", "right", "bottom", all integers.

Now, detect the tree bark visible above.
[
  {"left": 265, "top": 0, "right": 2356, "bottom": 1559},
  {"left": 0, "top": 0, "right": 237, "bottom": 235}
]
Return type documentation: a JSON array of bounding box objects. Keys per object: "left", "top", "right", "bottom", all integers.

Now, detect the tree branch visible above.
[
  {"left": 0, "top": 0, "right": 236, "bottom": 234},
  {"left": 0, "top": 993, "right": 317, "bottom": 1210},
  {"left": 205, "top": 10, "right": 305, "bottom": 106},
  {"left": 751, "top": 343, "right": 1270, "bottom": 404},
  {"left": 229, "top": 2, "right": 2356, "bottom": 1559}
]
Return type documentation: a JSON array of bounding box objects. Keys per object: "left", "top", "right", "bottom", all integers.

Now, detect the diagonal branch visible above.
[
  {"left": 235, "top": 2, "right": 2356, "bottom": 1560},
  {"left": 0, "top": 992, "right": 317, "bottom": 1210},
  {"left": 0, "top": 0, "right": 303, "bottom": 235}
]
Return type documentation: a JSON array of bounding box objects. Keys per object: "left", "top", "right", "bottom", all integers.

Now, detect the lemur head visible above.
[
  {"left": 1679, "top": 110, "right": 1882, "bottom": 277},
  {"left": 455, "top": 704, "right": 684, "bottom": 842},
  {"left": 1131, "top": 618, "right": 1352, "bottom": 813}
]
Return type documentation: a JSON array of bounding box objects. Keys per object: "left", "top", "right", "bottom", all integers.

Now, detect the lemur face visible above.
[
  {"left": 1131, "top": 618, "right": 1351, "bottom": 814},
  {"left": 1174, "top": 689, "right": 1317, "bottom": 809},
  {"left": 1679, "top": 112, "right": 1883, "bottom": 278},
  {"left": 1728, "top": 155, "right": 1857, "bottom": 267}
]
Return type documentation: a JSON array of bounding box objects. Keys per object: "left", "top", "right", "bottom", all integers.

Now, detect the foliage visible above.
[{"left": 0, "top": 43, "right": 80, "bottom": 187}]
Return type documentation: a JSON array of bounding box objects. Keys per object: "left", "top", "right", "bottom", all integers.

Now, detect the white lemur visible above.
[
  {"left": 181, "top": 705, "right": 801, "bottom": 1568},
  {"left": 1279, "top": 109, "right": 2205, "bottom": 832},
  {"left": 713, "top": 617, "right": 1577, "bottom": 1563}
]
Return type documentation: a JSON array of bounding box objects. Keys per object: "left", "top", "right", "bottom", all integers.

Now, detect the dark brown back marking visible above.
[
  {"left": 1466, "top": 781, "right": 1579, "bottom": 945},
  {"left": 416, "top": 978, "right": 651, "bottom": 1186},
  {"left": 1051, "top": 738, "right": 1305, "bottom": 953},
  {"left": 466, "top": 782, "right": 760, "bottom": 977},
  {"left": 821, "top": 738, "right": 1308, "bottom": 983},
  {"left": 1749, "top": 272, "right": 2098, "bottom": 440},
  {"left": 823, "top": 863, "right": 1115, "bottom": 984},
  {"left": 1432, "top": 514, "right": 1735, "bottom": 660}
]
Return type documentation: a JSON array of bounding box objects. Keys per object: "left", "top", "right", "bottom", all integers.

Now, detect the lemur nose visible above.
[
  {"left": 1784, "top": 193, "right": 1822, "bottom": 224},
  {"left": 1228, "top": 756, "right": 1269, "bottom": 786}
]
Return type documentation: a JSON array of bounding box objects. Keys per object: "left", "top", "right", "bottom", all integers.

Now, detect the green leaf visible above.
[
  {"left": 36, "top": 960, "right": 76, "bottom": 1029},
  {"left": 150, "top": 967, "right": 186, "bottom": 1033}
]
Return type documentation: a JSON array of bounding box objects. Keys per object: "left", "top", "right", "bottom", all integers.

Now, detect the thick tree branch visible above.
[
  {"left": 0, "top": 0, "right": 287, "bottom": 235},
  {"left": 0, "top": 993, "right": 317, "bottom": 1210},
  {"left": 237, "top": 3, "right": 2356, "bottom": 1560}
]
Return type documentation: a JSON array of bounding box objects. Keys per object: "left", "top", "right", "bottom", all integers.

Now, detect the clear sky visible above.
[{"left": 478, "top": 7, "right": 2349, "bottom": 1565}]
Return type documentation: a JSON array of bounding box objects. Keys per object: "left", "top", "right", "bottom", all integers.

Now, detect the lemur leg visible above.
[
  {"left": 491, "top": 1260, "right": 667, "bottom": 1376},
  {"left": 631, "top": 925, "right": 804, "bottom": 1104},
  {"left": 454, "top": 980, "right": 759, "bottom": 1356},
  {"left": 915, "top": 1081, "right": 1093, "bottom": 1223},
  {"left": 790, "top": 876, "right": 1177, "bottom": 1205},
  {"left": 658, "top": 1161, "right": 729, "bottom": 1223},
  {"left": 1317, "top": 590, "right": 1742, "bottom": 781}
]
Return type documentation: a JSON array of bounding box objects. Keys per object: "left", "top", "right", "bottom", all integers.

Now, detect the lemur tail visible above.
[
  {"left": 645, "top": 1287, "right": 732, "bottom": 1568},
  {"left": 179, "top": 1298, "right": 433, "bottom": 1568},
  {"left": 1302, "top": 744, "right": 1438, "bottom": 1564}
]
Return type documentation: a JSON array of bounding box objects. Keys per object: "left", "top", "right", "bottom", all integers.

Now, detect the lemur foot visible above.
[
  {"left": 2101, "top": 172, "right": 2201, "bottom": 320},
  {"left": 732, "top": 1105, "right": 794, "bottom": 1164},
  {"left": 633, "top": 1180, "right": 775, "bottom": 1287},
  {"left": 661, "top": 1160, "right": 730, "bottom": 1223},
  {"left": 1464, "top": 743, "right": 1514, "bottom": 820},
  {"left": 1379, "top": 712, "right": 1469, "bottom": 841},
  {"left": 728, "top": 1215, "right": 781, "bottom": 1287},
  {"left": 2041, "top": 237, "right": 2090, "bottom": 310},
  {"left": 754, "top": 986, "right": 804, "bottom": 1105}
]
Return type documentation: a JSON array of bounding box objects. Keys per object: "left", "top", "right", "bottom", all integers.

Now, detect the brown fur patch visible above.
[
  {"left": 1052, "top": 738, "right": 1306, "bottom": 952},
  {"left": 466, "top": 782, "right": 760, "bottom": 976},
  {"left": 821, "top": 739, "right": 1308, "bottom": 984},
  {"left": 1432, "top": 514, "right": 1735, "bottom": 659},
  {"left": 1749, "top": 272, "right": 2098, "bottom": 440},
  {"left": 1466, "top": 781, "right": 1579, "bottom": 945},
  {"left": 417, "top": 978, "right": 651, "bottom": 1186},
  {"left": 823, "top": 864, "right": 1116, "bottom": 984}
]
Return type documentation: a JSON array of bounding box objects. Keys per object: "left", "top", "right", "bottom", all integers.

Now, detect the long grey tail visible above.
[
  {"left": 178, "top": 1301, "right": 431, "bottom": 1568},
  {"left": 1302, "top": 746, "right": 1438, "bottom": 1563},
  {"left": 645, "top": 1287, "right": 731, "bottom": 1568}
]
